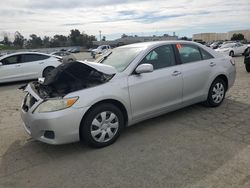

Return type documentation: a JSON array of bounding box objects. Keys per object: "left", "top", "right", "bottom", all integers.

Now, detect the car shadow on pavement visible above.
[{"left": 1, "top": 98, "right": 250, "bottom": 183}]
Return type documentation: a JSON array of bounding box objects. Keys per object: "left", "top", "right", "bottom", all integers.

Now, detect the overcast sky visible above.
[{"left": 1, "top": 0, "right": 250, "bottom": 40}]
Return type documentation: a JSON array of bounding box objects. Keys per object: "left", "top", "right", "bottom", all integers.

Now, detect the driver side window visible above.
[{"left": 140, "top": 45, "right": 176, "bottom": 70}]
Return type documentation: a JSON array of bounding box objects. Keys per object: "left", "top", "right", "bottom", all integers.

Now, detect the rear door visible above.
[
  {"left": 0, "top": 54, "right": 24, "bottom": 82},
  {"left": 20, "top": 54, "right": 50, "bottom": 78},
  {"left": 175, "top": 43, "right": 215, "bottom": 105}
]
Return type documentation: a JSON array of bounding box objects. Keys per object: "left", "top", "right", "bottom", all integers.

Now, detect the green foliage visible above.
[
  {"left": 1, "top": 29, "right": 97, "bottom": 49},
  {"left": 231, "top": 33, "right": 245, "bottom": 41},
  {"left": 180, "top": 36, "right": 188, "bottom": 40},
  {"left": 13, "top": 31, "right": 25, "bottom": 48}
]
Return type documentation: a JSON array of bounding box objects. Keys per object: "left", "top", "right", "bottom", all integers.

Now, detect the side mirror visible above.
[{"left": 135, "top": 64, "right": 153, "bottom": 74}]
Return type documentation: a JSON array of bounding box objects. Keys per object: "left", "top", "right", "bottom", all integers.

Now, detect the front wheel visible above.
[
  {"left": 246, "top": 64, "right": 250, "bottom": 72},
  {"left": 204, "top": 78, "right": 226, "bottom": 107},
  {"left": 80, "top": 103, "right": 124, "bottom": 148}
]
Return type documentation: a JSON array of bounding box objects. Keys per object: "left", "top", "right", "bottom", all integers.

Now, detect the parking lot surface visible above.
[{"left": 0, "top": 55, "right": 250, "bottom": 188}]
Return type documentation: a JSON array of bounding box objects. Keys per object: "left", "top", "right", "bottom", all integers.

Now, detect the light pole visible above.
[{"left": 99, "top": 30, "right": 102, "bottom": 41}]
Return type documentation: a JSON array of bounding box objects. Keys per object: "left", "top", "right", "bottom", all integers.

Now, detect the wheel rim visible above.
[
  {"left": 212, "top": 82, "right": 225, "bottom": 104},
  {"left": 91, "top": 111, "right": 119, "bottom": 143}
]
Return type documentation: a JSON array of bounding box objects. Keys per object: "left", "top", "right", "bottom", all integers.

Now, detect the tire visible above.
[
  {"left": 204, "top": 78, "right": 226, "bottom": 107},
  {"left": 42, "top": 67, "right": 55, "bottom": 78},
  {"left": 246, "top": 64, "right": 250, "bottom": 72},
  {"left": 229, "top": 51, "right": 234, "bottom": 57},
  {"left": 80, "top": 103, "right": 124, "bottom": 148},
  {"left": 244, "top": 48, "right": 250, "bottom": 56}
]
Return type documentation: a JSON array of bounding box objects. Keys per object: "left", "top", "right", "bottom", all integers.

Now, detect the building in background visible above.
[{"left": 193, "top": 29, "right": 250, "bottom": 42}]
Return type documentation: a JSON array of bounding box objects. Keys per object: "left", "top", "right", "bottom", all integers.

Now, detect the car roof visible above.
[
  {"left": 117, "top": 40, "right": 203, "bottom": 49},
  {"left": 0, "top": 51, "right": 52, "bottom": 60}
]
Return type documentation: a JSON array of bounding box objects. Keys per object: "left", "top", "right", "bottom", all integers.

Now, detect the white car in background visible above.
[
  {"left": 215, "top": 42, "right": 249, "bottom": 57},
  {"left": 0, "top": 52, "right": 61, "bottom": 83},
  {"left": 50, "top": 51, "right": 76, "bottom": 63},
  {"left": 91, "top": 45, "right": 111, "bottom": 58}
]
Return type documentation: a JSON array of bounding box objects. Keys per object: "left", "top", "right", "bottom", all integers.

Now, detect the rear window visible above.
[
  {"left": 200, "top": 48, "right": 214, "bottom": 60},
  {"left": 23, "top": 54, "right": 50, "bottom": 63},
  {"left": 177, "top": 44, "right": 202, "bottom": 63}
]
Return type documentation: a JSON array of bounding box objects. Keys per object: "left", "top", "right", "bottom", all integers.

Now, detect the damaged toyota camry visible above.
[{"left": 21, "top": 41, "right": 236, "bottom": 147}]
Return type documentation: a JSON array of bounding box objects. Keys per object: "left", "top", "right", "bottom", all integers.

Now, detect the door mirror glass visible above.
[{"left": 135, "top": 64, "right": 153, "bottom": 74}]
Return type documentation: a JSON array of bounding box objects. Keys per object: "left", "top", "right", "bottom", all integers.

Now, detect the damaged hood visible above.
[{"left": 79, "top": 60, "right": 117, "bottom": 75}]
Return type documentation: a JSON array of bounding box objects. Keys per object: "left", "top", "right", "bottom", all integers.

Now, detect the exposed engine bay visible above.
[{"left": 31, "top": 61, "right": 114, "bottom": 98}]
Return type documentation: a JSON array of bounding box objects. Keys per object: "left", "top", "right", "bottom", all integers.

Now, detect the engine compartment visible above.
[{"left": 33, "top": 61, "right": 114, "bottom": 98}]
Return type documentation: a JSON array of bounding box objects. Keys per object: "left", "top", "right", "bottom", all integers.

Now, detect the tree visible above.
[
  {"left": 180, "top": 36, "right": 188, "bottom": 40},
  {"left": 3, "top": 36, "right": 11, "bottom": 46},
  {"left": 231, "top": 33, "right": 245, "bottom": 41},
  {"left": 42, "top": 36, "right": 51, "bottom": 48},
  {"left": 50, "top": 35, "right": 68, "bottom": 47},
  {"left": 121, "top": 34, "right": 128, "bottom": 38},
  {"left": 13, "top": 31, "right": 24, "bottom": 48},
  {"left": 102, "top": 36, "right": 106, "bottom": 41},
  {"left": 27, "top": 34, "right": 42, "bottom": 48},
  {"left": 69, "top": 29, "right": 82, "bottom": 46}
]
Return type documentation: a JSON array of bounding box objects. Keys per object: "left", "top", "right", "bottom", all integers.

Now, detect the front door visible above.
[{"left": 128, "top": 45, "right": 183, "bottom": 121}]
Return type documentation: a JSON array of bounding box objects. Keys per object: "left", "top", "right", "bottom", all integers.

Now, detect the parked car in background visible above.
[
  {"left": 0, "top": 52, "right": 61, "bottom": 83},
  {"left": 244, "top": 47, "right": 250, "bottom": 72},
  {"left": 215, "top": 42, "right": 249, "bottom": 56},
  {"left": 20, "top": 41, "right": 235, "bottom": 147},
  {"left": 210, "top": 41, "right": 223, "bottom": 49},
  {"left": 67, "top": 48, "right": 80, "bottom": 53},
  {"left": 91, "top": 45, "right": 111, "bottom": 58},
  {"left": 50, "top": 51, "right": 76, "bottom": 63}
]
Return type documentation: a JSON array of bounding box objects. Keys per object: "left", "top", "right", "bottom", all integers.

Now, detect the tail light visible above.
[{"left": 230, "top": 58, "right": 235, "bottom": 66}]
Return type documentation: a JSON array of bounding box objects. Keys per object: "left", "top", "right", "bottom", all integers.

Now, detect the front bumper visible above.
[
  {"left": 20, "top": 85, "right": 89, "bottom": 145},
  {"left": 21, "top": 105, "right": 88, "bottom": 144}
]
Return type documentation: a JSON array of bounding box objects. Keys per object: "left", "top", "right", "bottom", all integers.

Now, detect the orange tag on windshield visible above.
[{"left": 176, "top": 44, "right": 182, "bottom": 49}]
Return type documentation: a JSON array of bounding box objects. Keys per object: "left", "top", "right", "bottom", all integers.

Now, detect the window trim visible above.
[
  {"left": 175, "top": 43, "right": 214, "bottom": 64},
  {"left": 132, "top": 44, "right": 178, "bottom": 74}
]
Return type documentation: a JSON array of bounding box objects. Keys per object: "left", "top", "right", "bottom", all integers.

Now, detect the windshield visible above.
[
  {"left": 96, "top": 47, "right": 144, "bottom": 72},
  {"left": 220, "top": 43, "right": 235, "bottom": 48}
]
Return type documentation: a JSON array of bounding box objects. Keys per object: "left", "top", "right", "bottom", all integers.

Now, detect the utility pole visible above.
[{"left": 99, "top": 30, "right": 102, "bottom": 41}]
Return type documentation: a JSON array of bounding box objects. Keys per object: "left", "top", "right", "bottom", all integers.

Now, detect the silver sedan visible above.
[{"left": 20, "top": 41, "right": 236, "bottom": 147}]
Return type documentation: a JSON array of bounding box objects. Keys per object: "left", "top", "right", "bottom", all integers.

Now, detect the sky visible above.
[{"left": 1, "top": 0, "right": 250, "bottom": 40}]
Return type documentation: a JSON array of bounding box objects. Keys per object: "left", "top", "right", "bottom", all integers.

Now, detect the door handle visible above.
[
  {"left": 210, "top": 62, "right": 216, "bottom": 67},
  {"left": 172, "top": 71, "right": 181, "bottom": 76}
]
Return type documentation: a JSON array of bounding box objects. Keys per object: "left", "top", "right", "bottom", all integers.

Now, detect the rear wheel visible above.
[
  {"left": 246, "top": 64, "right": 250, "bottom": 72},
  {"left": 229, "top": 51, "right": 234, "bottom": 57},
  {"left": 42, "top": 67, "right": 54, "bottom": 78},
  {"left": 80, "top": 103, "right": 124, "bottom": 148},
  {"left": 204, "top": 78, "right": 226, "bottom": 107}
]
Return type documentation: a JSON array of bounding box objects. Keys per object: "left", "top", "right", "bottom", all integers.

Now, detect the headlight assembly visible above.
[{"left": 35, "top": 97, "right": 78, "bottom": 113}]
